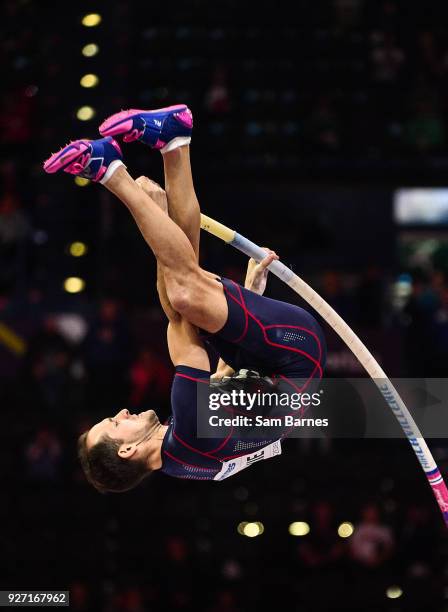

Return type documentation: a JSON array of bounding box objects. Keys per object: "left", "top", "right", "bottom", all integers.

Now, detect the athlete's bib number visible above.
[{"left": 214, "top": 440, "right": 282, "bottom": 481}]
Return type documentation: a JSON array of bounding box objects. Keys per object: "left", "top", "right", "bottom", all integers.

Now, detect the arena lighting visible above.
[
  {"left": 244, "top": 522, "right": 264, "bottom": 537},
  {"left": 237, "top": 522, "right": 247, "bottom": 535},
  {"left": 64, "top": 277, "right": 85, "bottom": 294},
  {"left": 69, "top": 242, "right": 88, "bottom": 257},
  {"left": 288, "top": 521, "right": 310, "bottom": 536},
  {"left": 337, "top": 522, "right": 354, "bottom": 538},
  {"left": 82, "top": 43, "right": 99, "bottom": 57},
  {"left": 238, "top": 522, "right": 264, "bottom": 537},
  {"left": 80, "top": 74, "right": 99, "bottom": 88},
  {"left": 81, "top": 13, "right": 102, "bottom": 27},
  {"left": 386, "top": 586, "right": 403, "bottom": 599},
  {"left": 74, "top": 176, "right": 90, "bottom": 187},
  {"left": 76, "top": 106, "right": 96, "bottom": 121}
]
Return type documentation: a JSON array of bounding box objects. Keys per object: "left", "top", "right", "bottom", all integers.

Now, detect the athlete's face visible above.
[{"left": 86, "top": 408, "right": 161, "bottom": 449}]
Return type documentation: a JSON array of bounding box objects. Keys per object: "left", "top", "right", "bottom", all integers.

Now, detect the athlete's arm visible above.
[
  {"left": 167, "top": 318, "right": 210, "bottom": 369},
  {"left": 244, "top": 248, "right": 279, "bottom": 295},
  {"left": 161, "top": 274, "right": 210, "bottom": 369},
  {"left": 211, "top": 358, "right": 234, "bottom": 380}
]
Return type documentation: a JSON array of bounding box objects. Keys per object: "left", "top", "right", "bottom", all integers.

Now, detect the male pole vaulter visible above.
[{"left": 44, "top": 105, "right": 326, "bottom": 492}]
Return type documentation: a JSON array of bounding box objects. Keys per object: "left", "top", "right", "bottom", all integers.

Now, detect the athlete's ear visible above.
[{"left": 118, "top": 442, "right": 138, "bottom": 459}]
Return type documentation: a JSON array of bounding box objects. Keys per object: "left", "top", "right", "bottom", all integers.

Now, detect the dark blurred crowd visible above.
[
  {"left": 3, "top": 0, "right": 448, "bottom": 610},
  {"left": 1, "top": 278, "right": 447, "bottom": 611},
  {"left": 4, "top": 1, "right": 448, "bottom": 168},
  {"left": 57, "top": 499, "right": 441, "bottom": 612},
  {"left": 8, "top": 436, "right": 446, "bottom": 612}
]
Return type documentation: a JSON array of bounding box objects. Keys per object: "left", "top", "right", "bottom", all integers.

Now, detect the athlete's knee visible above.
[
  {"left": 167, "top": 285, "right": 191, "bottom": 314},
  {"left": 165, "top": 266, "right": 202, "bottom": 314}
]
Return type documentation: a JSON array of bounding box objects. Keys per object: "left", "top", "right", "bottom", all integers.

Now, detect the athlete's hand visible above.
[
  {"left": 244, "top": 248, "right": 279, "bottom": 295},
  {"left": 136, "top": 176, "right": 168, "bottom": 213}
]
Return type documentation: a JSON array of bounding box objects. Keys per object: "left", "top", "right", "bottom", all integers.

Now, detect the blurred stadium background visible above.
[{"left": 3, "top": 1, "right": 448, "bottom": 610}]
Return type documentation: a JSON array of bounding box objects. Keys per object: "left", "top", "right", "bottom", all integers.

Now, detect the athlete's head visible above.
[{"left": 78, "top": 409, "right": 161, "bottom": 493}]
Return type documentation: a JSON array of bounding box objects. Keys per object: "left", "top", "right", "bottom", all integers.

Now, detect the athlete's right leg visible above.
[
  {"left": 43, "top": 135, "right": 228, "bottom": 333},
  {"left": 98, "top": 105, "right": 226, "bottom": 325},
  {"left": 100, "top": 106, "right": 201, "bottom": 262},
  {"left": 135, "top": 144, "right": 215, "bottom": 279},
  {"left": 162, "top": 146, "right": 200, "bottom": 260}
]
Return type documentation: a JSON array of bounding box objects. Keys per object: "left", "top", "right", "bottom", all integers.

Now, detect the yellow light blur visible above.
[
  {"left": 64, "top": 277, "right": 85, "bottom": 294},
  {"left": 237, "top": 522, "right": 248, "bottom": 535},
  {"left": 238, "top": 522, "right": 264, "bottom": 538},
  {"left": 288, "top": 521, "right": 310, "bottom": 536},
  {"left": 255, "top": 521, "right": 264, "bottom": 534},
  {"left": 74, "top": 177, "right": 90, "bottom": 187},
  {"left": 69, "top": 242, "right": 88, "bottom": 257},
  {"left": 82, "top": 13, "right": 102, "bottom": 27},
  {"left": 82, "top": 43, "right": 99, "bottom": 57},
  {"left": 244, "top": 523, "right": 258, "bottom": 538},
  {"left": 338, "top": 522, "right": 354, "bottom": 538},
  {"left": 76, "top": 106, "right": 96, "bottom": 121},
  {"left": 386, "top": 586, "right": 403, "bottom": 599},
  {"left": 243, "top": 522, "right": 264, "bottom": 538},
  {"left": 80, "top": 74, "right": 99, "bottom": 88}
]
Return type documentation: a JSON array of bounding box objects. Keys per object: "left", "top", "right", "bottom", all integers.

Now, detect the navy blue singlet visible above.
[{"left": 160, "top": 277, "right": 326, "bottom": 481}]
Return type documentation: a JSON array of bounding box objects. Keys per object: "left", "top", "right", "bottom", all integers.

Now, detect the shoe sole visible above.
[
  {"left": 44, "top": 140, "right": 90, "bottom": 173},
  {"left": 99, "top": 104, "right": 189, "bottom": 137}
]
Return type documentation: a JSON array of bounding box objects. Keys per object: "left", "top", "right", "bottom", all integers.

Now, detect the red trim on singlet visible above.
[
  {"left": 163, "top": 449, "right": 218, "bottom": 471},
  {"left": 173, "top": 429, "right": 269, "bottom": 463},
  {"left": 175, "top": 372, "right": 210, "bottom": 384},
  {"left": 278, "top": 374, "right": 310, "bottom": 419},
  {"left": 223, "top": 280, "right": 323, "bottom": 378},
  {"left": 276, "top": 373, "right": 323, "bottom": 437},
  {"left": 208, "top": 430, "right": 234, "bottom": 454},
  {"left": 170, "top": 281, "right": 324, "bottom": 462},
  {"left": 265, "top": 325, "right": 322, "bottom": 382},
  {"left": 277, "top": 372, "right": 319, "bottom": 396},
  {"left": 216, "top": 280, "right": 324, "bottom": 440},
  {"left": 276, "top": 374, "right": 303, "bottom": 393},
  {"left": 174, "top": 371, "right": 242, "bottom": 457},
  {"left": 231, "top": 282, "right": 249, "bottom": 343},
  {"left": 223, "top": 280, "right": 324, "bottom": 441},
  {"left": 172, "top": 427, "right": 235, "bottom": 459},
  {"left": 265, "top": 324, "right": 323, "bottom": 361}
]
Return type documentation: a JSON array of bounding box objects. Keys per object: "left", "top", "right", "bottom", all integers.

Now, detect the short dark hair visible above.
[{"left": 77, "top": 431, "right": 151, "bottom": 493}]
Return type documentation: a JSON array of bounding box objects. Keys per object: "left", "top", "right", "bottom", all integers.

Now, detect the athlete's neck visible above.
[{"left": 146, "top": 424, "right": 169, "bottom": 471}]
